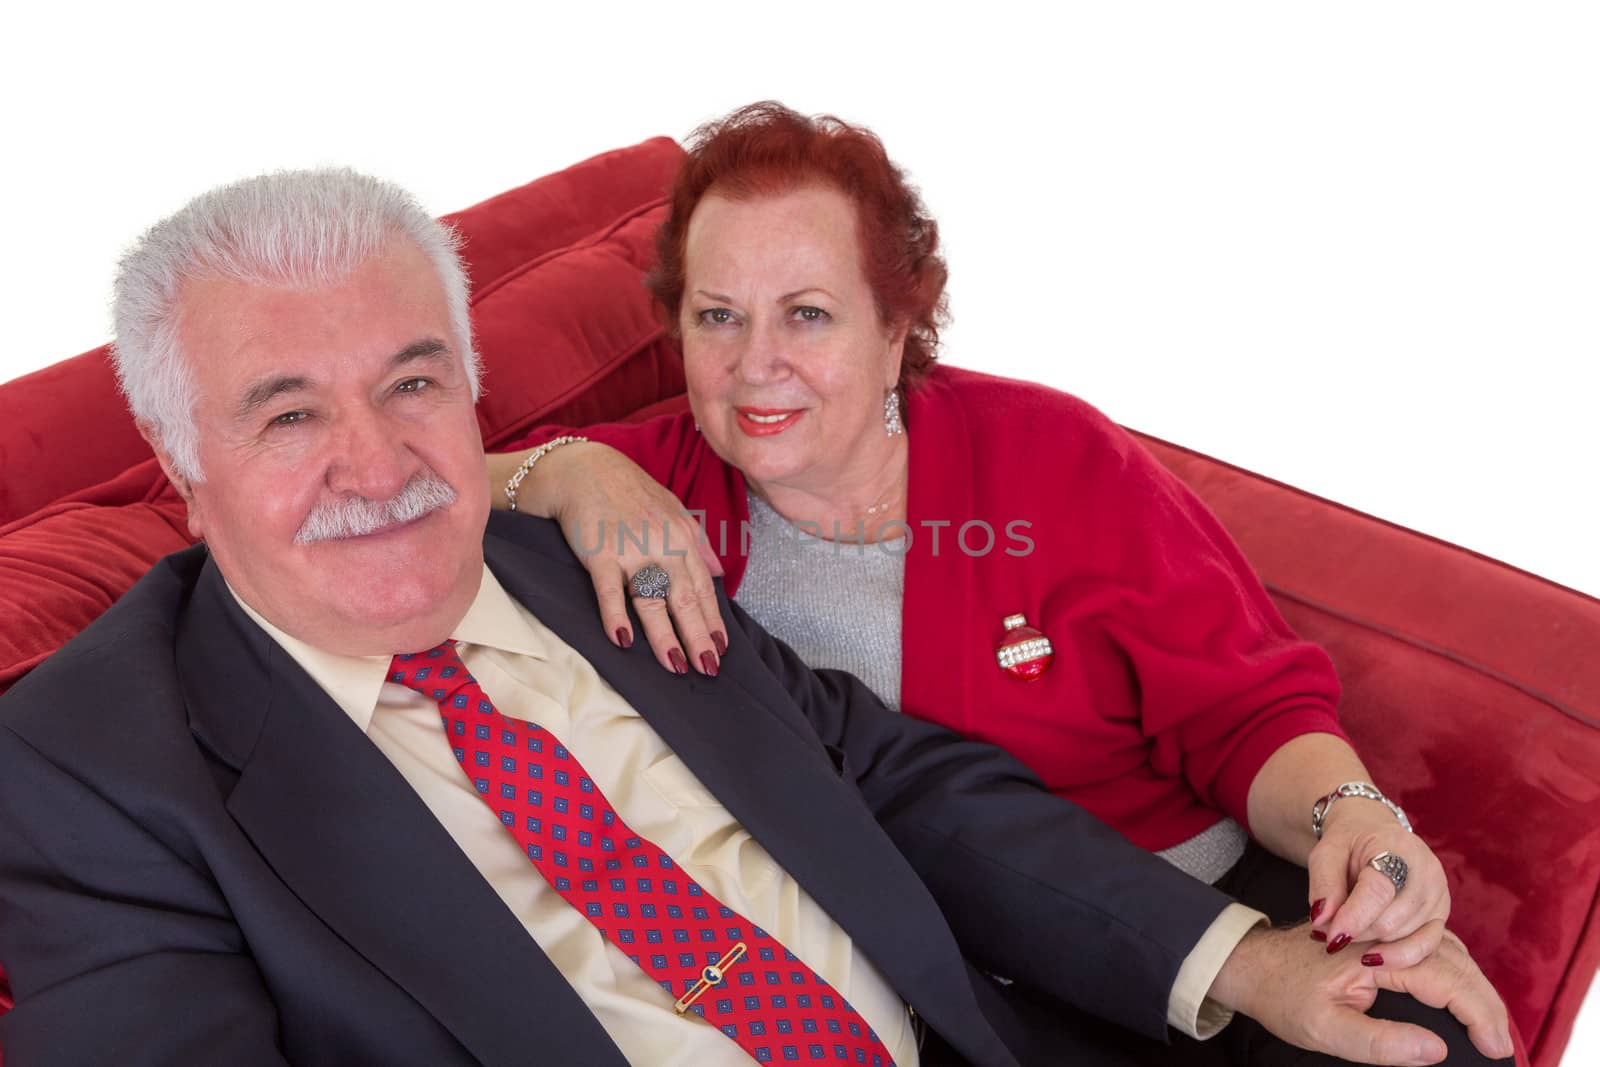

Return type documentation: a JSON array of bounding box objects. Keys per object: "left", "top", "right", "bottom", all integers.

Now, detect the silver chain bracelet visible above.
[
  {"left": 1311, "top": 781, "right": 1413, "bottom": 839},
  {"left": 503, "top": 435, "right": 589, "bottom": 513}
]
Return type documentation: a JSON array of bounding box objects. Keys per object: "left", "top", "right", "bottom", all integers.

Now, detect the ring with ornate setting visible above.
[
  {"left": 629, "top": 563, "right": 671, "bottom": 600},
  {"left": 1369, "top": 851, "right": 1409, "bottom": 892}
]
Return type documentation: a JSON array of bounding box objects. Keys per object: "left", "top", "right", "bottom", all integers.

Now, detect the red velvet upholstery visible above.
[
  {"left": 1, "top": 136, "right": 1593, "bottom": 1064},
  {"left": 1135, "top": 435, "right": 1600, "bottom": 1067}
]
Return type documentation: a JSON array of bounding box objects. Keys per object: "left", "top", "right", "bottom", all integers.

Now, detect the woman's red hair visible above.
[{"left": 648, "top": 101, "right": 949, "bottom": 389}]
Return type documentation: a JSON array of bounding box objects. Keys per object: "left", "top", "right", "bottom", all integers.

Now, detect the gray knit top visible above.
[
  {"left": 733, "top": 489, "right": 1247, "bottom": 884},
  {"left": 735, "top": 492, "right": 908, "bottom": 710}
]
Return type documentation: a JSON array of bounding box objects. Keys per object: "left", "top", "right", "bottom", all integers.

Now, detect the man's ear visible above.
[{"left": 137, "top": 421, "right": 205, "bottom": 540}]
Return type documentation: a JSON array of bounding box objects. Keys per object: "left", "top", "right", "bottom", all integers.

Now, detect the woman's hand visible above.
[
  {"left": 492, "top": 442, "right": 727, "bottom": 676},
  {"left": 1310, "top": 800, "right": 1451, "bottom": 950},
  {"left": 1244, "top": 736, "right": 1450, "bottom": 948}
]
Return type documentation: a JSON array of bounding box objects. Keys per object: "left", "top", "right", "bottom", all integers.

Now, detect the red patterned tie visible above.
[{"left": 389, "top": 642, "right": 894, "bottom": 1066}]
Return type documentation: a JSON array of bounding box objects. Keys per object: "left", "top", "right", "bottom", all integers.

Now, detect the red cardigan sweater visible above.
[{"left": 510, "top": 365, "right": 1346, "bottom": 851}]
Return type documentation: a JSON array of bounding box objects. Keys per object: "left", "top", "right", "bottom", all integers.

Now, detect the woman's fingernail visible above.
[
  {"left": 668, "top": 648, "right": 688, "bottom": 675},
  {"left": 700, "top": 651, "right": 719, "bottom": 677},
  {"left": 615, "top": 627, "right": 633, "bottom": 649},
  {"left": 1327, "top": 933, "right": 1352, "bottom": 954},
  {"left": 1310, "top": 930, "right": 1328, "bottom": 942},
  {"left": 712, "top": 630, "right": 728, "bottom": 657},
  {"left": 1361, "top": 953, "right": 1384, "bottom": 967},
  {"left": 1310, "top": 898, "right": 1326, "bottom": 922}
]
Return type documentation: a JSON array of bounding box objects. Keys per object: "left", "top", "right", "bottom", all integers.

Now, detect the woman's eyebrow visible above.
[{"left": 778, "top": 287, "right": 834, "bottom": 303}]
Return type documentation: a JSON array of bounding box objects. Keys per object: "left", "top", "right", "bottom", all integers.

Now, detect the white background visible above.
[{"left": 2, "top": 1, "right": 1595, "bottom": 1059}]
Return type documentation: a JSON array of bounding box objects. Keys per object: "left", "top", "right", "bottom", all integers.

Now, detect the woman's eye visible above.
[
  {"left": 698, "top": 308, "right": 736, "bottom": 326},
  {"left": 792, "top": 306, "right": 829, "bottom": 323}
]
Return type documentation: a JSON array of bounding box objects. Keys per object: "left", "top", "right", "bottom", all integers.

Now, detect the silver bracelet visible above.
[
  {"left": 1311, "top": 781, "right": 1413, "bottom": 839},
  {"left": 503, "top": 435, "right": 589, "bottom": 513}
]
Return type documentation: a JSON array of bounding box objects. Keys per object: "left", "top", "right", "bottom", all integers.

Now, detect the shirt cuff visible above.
[{"left": 1166, "top": 903, "right": 1269, "bottom": 1039}]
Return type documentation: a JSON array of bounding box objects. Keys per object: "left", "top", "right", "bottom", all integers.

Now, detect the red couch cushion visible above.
[
  {"left": 1135, "top": 431, "right": 1600, "bottom": 1067},
  {"left": 0, "top": 465, "right": 187, "bottom": 693},
  {"left": 0, "top": 350, "right": 153, "bottom": 528},
  {"left": 472, "top": 205, "right": 684, "bottom": 450},
  {"left": 444, "top": 137, "right": 682, "bottom": 298}
]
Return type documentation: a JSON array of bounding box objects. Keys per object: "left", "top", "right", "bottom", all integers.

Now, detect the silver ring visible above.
[
  {"left": 1369, "top": 851, "right": 1409, "bottom": 892},
  {"left": 629, "top": 563, "right": 671, "bottom": 600}
]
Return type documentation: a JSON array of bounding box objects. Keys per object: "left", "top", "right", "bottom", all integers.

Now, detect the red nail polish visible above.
[
  {"left": 712, "top": 630, "right": 728, "bottom": 657},
  {"left": 668, "top": 648, "right": 688, "bottom": 675},
  {"left": 700, "top": 651, "right": 719, "bottom": 677},
  {"left": 1327, "top": 933, "right": 1352, "bottom": 954},
  {"left": 1310, "top": 898, "right": 1326, "bottom": 922},
  {"left": 1361, "top": 953, "right": 1384, "bottom": 967},
  {"left": 1309, "top": 929, "right": 1327, "bottom": 942},
  {"left": 615, "top": 627, "right": 633, "bottom": 649}
]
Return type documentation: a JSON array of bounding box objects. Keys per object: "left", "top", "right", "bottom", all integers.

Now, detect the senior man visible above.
[{"left": 0, "top": 170, "right": 1508, "bottom": 1067}]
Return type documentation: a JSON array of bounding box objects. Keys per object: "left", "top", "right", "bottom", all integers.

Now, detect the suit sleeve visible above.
[
  {"left": 0, "top": 726, "right": 289, "bottom": 1065},
  {"left": 722, "top": 597, "right": 1235, "bottom": 1041}
]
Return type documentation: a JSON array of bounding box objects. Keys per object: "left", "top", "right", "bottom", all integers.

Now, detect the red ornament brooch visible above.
[{"left": 995, "top": 613, "right": 1054, "bottom": 680}]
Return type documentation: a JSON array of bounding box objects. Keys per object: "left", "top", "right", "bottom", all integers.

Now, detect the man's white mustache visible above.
[{"left": 294, "top": 471, "right": 457, "bottom": 545}]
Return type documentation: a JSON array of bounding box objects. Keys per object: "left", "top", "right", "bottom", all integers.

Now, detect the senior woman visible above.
[{"left": 488, "top": 103, "right": 1509, "bottom": 1066}]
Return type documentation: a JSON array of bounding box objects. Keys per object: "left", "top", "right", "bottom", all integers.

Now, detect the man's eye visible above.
[
  {"left": 394, "top": 377, "right": 430, "bottom": 394},
  {"left": 270, "top": 410, "right": 309, "bottom": 427},
  {"left": 792, "top": 306, "right": 829, "bottom": 323},
  {"left": 697, "top": 308, "right": 736, "bottom": 326}
]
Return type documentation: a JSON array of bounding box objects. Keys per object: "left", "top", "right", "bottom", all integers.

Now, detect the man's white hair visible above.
[{"left": 111, "top": 168, "right": 479, "bottom": 482}]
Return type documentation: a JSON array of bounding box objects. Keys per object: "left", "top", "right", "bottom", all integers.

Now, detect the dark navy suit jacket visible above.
[{"left": 0, "top": 512, "right": 1231, "bottom": 1065}]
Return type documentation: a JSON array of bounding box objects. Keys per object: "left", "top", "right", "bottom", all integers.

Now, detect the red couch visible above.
[{"left": 1, "top": 137, "right": 1595, "bottom": 1065}]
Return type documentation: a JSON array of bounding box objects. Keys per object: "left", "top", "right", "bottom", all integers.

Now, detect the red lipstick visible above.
[{"left": 735, "top": 407, "right": 802, "bottom": 437}]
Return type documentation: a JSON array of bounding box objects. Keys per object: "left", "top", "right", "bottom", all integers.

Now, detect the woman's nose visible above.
[{"left": 732, "top": 319, "right": 790, "bottom": 386}]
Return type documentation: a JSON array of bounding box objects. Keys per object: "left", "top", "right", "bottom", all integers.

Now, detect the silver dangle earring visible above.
[{"left": 883, "top": 391, "right": 905, "bottom": 436}]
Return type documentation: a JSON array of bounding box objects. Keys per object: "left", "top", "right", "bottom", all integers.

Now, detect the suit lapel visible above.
[
  {"left": 486, "top": 519, "right": 1016, "bottom": 1066},
  {"left": 178, "top": 560, "right": 628, "bottom": 1067}
]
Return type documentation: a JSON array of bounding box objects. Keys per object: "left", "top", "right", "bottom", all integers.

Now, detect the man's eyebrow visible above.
[
  {"left": 236, "top": 375, "right": 311, "bottom": 420},
  {"left": 389, "top": 337, "right": 452, "bottom": 370}
]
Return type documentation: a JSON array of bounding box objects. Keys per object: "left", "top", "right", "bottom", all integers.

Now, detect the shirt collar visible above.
[{"left": 226, "top": 563, "right": 547, "bottom": 735}]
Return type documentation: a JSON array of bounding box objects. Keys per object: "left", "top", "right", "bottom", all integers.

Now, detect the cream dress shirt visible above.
[{"left": 234, "top": 566, "right": 1261, "bottom": 1063}]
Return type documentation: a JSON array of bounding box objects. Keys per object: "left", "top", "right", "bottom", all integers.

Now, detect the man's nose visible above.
[{"left": 325, "top": 407, "right": 418, "bottom": 499}]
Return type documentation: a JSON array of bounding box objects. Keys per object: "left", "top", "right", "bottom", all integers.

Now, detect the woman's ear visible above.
[{"left": 884, "top": 322, "right": 910, "bottom": 389}]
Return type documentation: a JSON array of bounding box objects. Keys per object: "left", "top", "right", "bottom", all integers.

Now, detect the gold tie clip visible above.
[{"left": 673, "top": 941, "right": 749, "bottom": 1015}]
